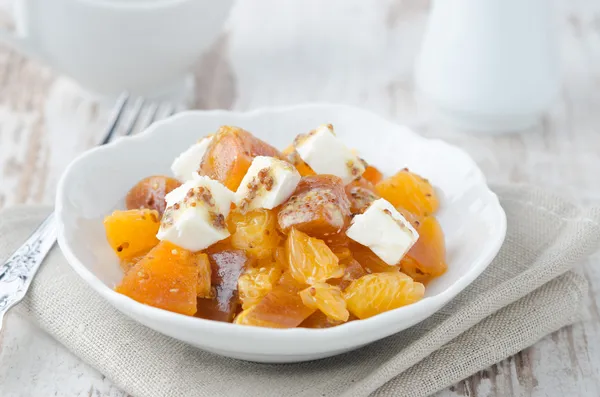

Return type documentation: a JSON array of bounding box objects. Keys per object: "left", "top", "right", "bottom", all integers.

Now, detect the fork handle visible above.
[{"left": 0, "top": 213, "right": 57, "bottom": 316}]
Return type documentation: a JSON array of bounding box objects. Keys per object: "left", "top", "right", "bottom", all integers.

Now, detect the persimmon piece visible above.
[
  {"left": 125, "top": 175, "right": 181, "bottom": 215},
  {"left": 196, "top": 298, "right": 237, "bottom": 322},
  {"left": 299, "top": 283, "right": 349, "bottom": 322},
  {"left": 401, "top": 216, "right": 447, "bottom": 283},
  {"left": 228, "top": 209, "right": 281, "bottom": 260},
  {"left": 119, "top": 253, "right": 148, "bottom": 273},
  {"left": 115, "top": 241, "right": 199, "bottom": 316},
  {"left": 329, "top": 258, "right": 367, "bottom": 291},
  {"left": 283, "top": 145, "right": 315, "bottom": 177},
  {"left": 345, "top": 177, "right": 379, "bottom": 215},
  {"left": 104, "top": 209, "right": 160, "bottom": 261},
  {"left": 362, "top": 165, "right": 383, "bottom": 185},
  {"left": 278, "top": 175, "right": 351, "bottom": 237},
  {"left": 286, "top": 228, "right": 344, "bottom": 285},
  {"left": 206, "top": 249, "right": 248, "bottom": 320},
  {"left": 344, "top": 272, "right": 425, "bottom": 319},
  {"left": 238, "top": 265, "right": 282, "bottom": 310},
  {"left": 235, "top": 272, "right": 314, "bottom": 328},
  {"left": 376, "top": 169, "right": 439, "bottom": 217},
  {"left": 199, "top": 126, "right": 282, "bottom": 191},
  {"left": 196, "top": 253, "right": 212, "bottom": 298},
  {"left": 350, "top": 242, "right": 401, "bottom": 273}
]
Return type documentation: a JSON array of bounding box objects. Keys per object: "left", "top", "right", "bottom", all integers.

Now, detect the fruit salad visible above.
[{"left": 104, "top": 124, "right": 447, "bottom": 328}]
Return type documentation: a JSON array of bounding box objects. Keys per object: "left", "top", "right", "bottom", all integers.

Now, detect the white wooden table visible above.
[{"left": 1, "top": 1, "right": 600, "bottom": 396}]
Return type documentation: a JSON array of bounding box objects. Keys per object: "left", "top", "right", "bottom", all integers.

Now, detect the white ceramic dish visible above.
[{"left": 56, "top": 104, "right": 506, "bottom": 363}]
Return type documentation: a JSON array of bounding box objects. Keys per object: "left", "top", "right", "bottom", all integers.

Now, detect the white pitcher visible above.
[
  {"left": 416, "top": 0, "right": 560, "bottom": 133},
  {"left": 0, "top": 0, "right": 233, "bottom": 98}
]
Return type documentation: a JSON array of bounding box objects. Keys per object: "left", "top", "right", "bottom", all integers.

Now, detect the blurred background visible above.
[{"left": 0, "top": 1, "right": 599, "bottom": 396}]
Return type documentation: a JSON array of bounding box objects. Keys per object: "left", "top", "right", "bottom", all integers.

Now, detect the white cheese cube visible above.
[
  {"left": 158, "top": 176, "right": 234, "bottom": 251},
  {"left": 346, "top": 198, "right": 419, "bottom": 265},
  {"left": 235, "top": 156, "right": 301, "bottom": 211},
  {"left": 294, "top": 124, "right": 365, "bottom": 184},
  {"left": 170, "top": 135, "right": 214, "bottom": 182}
]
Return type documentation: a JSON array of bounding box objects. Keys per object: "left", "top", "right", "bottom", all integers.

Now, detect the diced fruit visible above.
[
  {"left": 362, "top": 165, "right": 383, "bottom": 185},
  {"left": 120, "top": 253, "right": 147, "bottom": 274},
  {"left": 238, "top": 265, "right": 282, "bottom": 310},
  {"left": 199, "top": 126, "right": 282, "bottom": 191},
  {"left": 376, "top": 169, "right": 439, "bottom": 217},
  {"left": 196, "top": 253, "right": 212, "bottom": 298},
  {"left": 283, "top": 145, "right": 315, "bottom": 177},
  {"left": 344, "top": 272, "right": 425, "bottom": 319},
  {"left": 345, "top": 178, "right": 379, "bottom": 215},
  {"left": 196, "top": 298, "right": 238, "bottom": 322},
  {"left": 228, "top": 209, "right": 281, "bottom": 259},
  {"left": 104, "top": 209, "right": 160, "bottom": 261},
  {"left": 125, "top": 176, "right": 182, "bottom": 216},
  {"left": 234, "top": 272, "right": 315, "bottom": 328},
  {"left": 350, "top": 242, "right": 401, "bottom": 273},
  {"left": 115, "top": 241, "right": 199, "bottom": 316},
  {"left": 329, "top": 258, "right": 367, "bottom": 291},
  {"left": 299, "top": 283, "right": 349, "bottom": 322},
  {"left": 299, "top": 311, "right": 345, "bottom": 328},
  {"left": 400, "top": 216, "right": 447, "bottom": 283},
  {"left": 278, "top": 175, "right": 351, "bottom": 237},
  {"left": 207, "top": 249, "right": 248, "bottom": 317},
  {"left": 286, "top": 228, "right": 344, "bottom": 285}
]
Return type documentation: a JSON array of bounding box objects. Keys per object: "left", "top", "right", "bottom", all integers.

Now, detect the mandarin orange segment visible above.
[
  {"left": 196, "top": 253, "right": 212, "bottom": 298},
  {"left": 345, "top": 177, "right": 379, "bottom": 215},
  {"left": 286, "top": 228, "right": 344, "bottom": 285},
  {"left": 278, "top": 175, "right": 351, "bottom": 237},
  {"left": 343, "top": 272, "right": 425, "bottom": 319},
  {"left": 362, "top": 165, "right": 383, "bottom": 185},
  {"left": 104, "top": 209, "right": 160, "bottom": 261},
  {"left": 228, "top": 209, "right": 281, "bottom": 260},
  {"left": 235, "top": 272, "right": 315, "bottom": 328},
  {"left": 283, "top": 145, "right": 316, "bottom": 177},
  {"left": 329, "top": 258, "right": 367, "bottom": 291},
  {"left": 299, "top": 283, "right": 349, "bottom": 322},
  {"left": 400, "top": 216, "right": 447, "bottom": 283},
  {"left": 125, "top": 175, "right": 181, "bottom": 215},
  {"left": 199, "top": 126, "right": 282, "bottom": 191},
  {"left": 375, "top": 169, "right": 439, "bottom": 217},
  {"left": 115, "top": 241, "right": 199, "bottom": 316},
  {"left": 238, "top": 265, "right": 283, "bottom": 310},
  {"left": 208, "top": 249, "right": 248, "bottom": 316}
]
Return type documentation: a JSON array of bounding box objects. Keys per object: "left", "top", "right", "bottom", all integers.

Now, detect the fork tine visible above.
[
  {"left": 123, "top": 97, "right": 146, "bottom": 137},
  {"left": 139, "top": 102, "right": 160, "bottom": 131},
  {"left": 161, "top": 103, "right": 176, "bottom": 118},
  {"left": 100, "top": 92, "right": 129, "bottom": 145}
]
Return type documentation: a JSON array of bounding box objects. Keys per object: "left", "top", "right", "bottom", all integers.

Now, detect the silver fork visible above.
[{"left": 0, "top": 93, "right": 175, "bottom": 331}]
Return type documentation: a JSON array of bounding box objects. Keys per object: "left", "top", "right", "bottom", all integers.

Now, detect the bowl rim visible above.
[{"left": 55, "top": 103, "right": 507, "bottom": 344}]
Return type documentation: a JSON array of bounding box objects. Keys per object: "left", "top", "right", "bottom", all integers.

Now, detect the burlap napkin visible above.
[{"left": 1, "top": 185, "right": 599, "bottom": 397}]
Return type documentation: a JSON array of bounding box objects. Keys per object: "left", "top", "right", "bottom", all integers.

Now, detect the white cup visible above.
[
  {"left": 0, "top": 0, "right": 234, "bottom": 98},
  {"left": 416, "top": 0, "right": 560, "bottom": 133}
]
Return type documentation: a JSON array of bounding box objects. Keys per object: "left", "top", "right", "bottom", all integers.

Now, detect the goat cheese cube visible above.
[
  {"left": 171, "top": 135, "right": 214, "bottom": 181},
  {"left": 346, "top": 198, "right": 419, "bottom": 265},
  {"left": 157, "top": 176, "right": 234, "bottom": 251},
  {"left": 294, "top": 124, "right": 365, "bottom": 184},
  {"left": 235, "top": 156, "right": 301, "bottom": 211}
]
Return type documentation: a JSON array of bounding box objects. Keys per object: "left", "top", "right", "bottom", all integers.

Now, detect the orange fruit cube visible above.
[
  {"left": 104, "top": 209, "right": 160, "bottom": 261},
  {"left": 115, "top": 241, "right": 199, "bottom": 316},
  {"left": 400, "top": 216, "right": 447, "bottom": 283},
  {"left": 125, "top": 175, "right": 181, "bottom": 215},
  {"left": 362, "top": 165, "right": 383, "bottom": 185},
  {"left": 198, "top": 126, "right": 282, "bottom": 191}
]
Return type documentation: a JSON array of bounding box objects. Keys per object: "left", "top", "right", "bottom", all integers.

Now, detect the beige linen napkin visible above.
[{"left": 1, "top": 185, "right": 599, "bottom": 397}]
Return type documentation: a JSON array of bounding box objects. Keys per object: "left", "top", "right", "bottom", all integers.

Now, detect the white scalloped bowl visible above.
[{"left": 56, "top": 104, "right": 506, "bottom": 363}]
